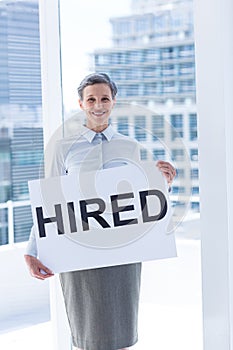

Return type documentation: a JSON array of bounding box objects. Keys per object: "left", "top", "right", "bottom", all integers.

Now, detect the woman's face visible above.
[{"left": 79, "top": 83, "right": 116, "bottom": 131}]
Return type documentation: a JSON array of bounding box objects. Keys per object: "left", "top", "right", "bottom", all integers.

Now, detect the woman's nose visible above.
[
  {"left": 95, "top": 100, "right": 103, "bottom": 108},
  {"left": 94, "top": 102, "right": 103, "bottom": 109}
]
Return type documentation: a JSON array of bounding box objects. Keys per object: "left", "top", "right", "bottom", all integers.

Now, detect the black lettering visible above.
[
  {"left": 140, "top": 190, "right": 167, "bottom": 222},
  {"left": 111, "top": 192, "right": 138, "bottom": 227},
  {"left": 36, "top": 204, "right": 64, "bottom": 238},
  {"left": 67, "top": 202, "right": 77, "bottom": 233},
  {"left": 80, "top": 198, "right": 110, "bottom": 231}
]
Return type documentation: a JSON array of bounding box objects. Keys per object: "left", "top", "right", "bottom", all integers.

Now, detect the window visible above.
[
  {"left": 117, "top": 116, "right": 129, "bottom": 136},
  {"left": 176, "top": 168, "right": 185, "bottom": 178},
  {"left": 192, "top": 186, "right": 199, "bottom": 195},
  {"left": 111, "top": 53, "right": 120, "bottom": 64},
  {"left": 190, "top": 113, "right": 198, "bottom": 141},
  {"left": 50, "top": 1, "right": 202, "bottom": 349},
  {"left": 126, "top": 68, "right": 143, "bottom": 80},
  {"left": 171, "top": 11, "right": 184, "bottom": 28},
  {"left": 162, "top": 47, "right": 174, "bottom": 59},
  {"left": 191, "top": 168, "right": 199, "bottom": 179},
  {"left": 145, "top": 48, "right": 161, "bottom": 61},
  {"left": 190, "top": 148, "right": 198, "bottom": 161},
  {"left": 191, "top": 202, "right": 200, "bottom": 211},
  {"left": 135, "top": 18, "right": 149, "bottom": 32},
  {"left": 152, "top": 130, "right": 164, "bottom": 140},
  {"left": 140, "top": 148, "right": 148, "bottom": 160},
  {"left": 172, "top": 186, "right": 186, "bottom": 194},
  {"left": 152, "top": 115, "right": 164, "bottom": 129},
  {"left": 112, "top": 20, "right": 131, "bottom": 35},
  {"left": 119, "top": 52, "right": 128, "bottom": 64},
  {"left": 95, "top": 55, "right": 109, "bottom": 65},
  {"left": 0, "top": 149, "right": 10, "bottom": 182},
  {"left": 153, "top": 149, "right": 165, "bottom": 160},
  {"left": 180, "top": 79, "right": 195, "bottom": 92},
  {"left": 125, "top": 84, "right": 140, "bottom": 96},
  {"left": 109, "top": 70, "right": 121, "bottom": 81},
  {"left": 170, "top": 114, "right": 184, "bottom": 140},
  {"left": 164, "top": 80, "right": 176, "bottom": 93},
  {"left": 171, "top": 200, "right": 186, "bottom": 208},
  {"left": 171, "top": 114, "right": 183, "bottom": 128},
  {"left": 179, "top": 44, "right": 194, "bottom": 57},
  {"left": 145, "top": 83, "right": 157, "bottom": 96},
  {"left": 144, "top": 66, "right": 156, "bottom": 79},
  {"left": 172, "top": 149, "right": 184, "bottom": 161},
  {"left": 12, "top": 149, "right": 42, "bottom": 166},
  {"left": 154, "top": 14, "right": 168, "bottom": 31},
  {"left": 152, "top": 115, "right": 164, "bottom": 141},
  {"left": 180, "top": 62, "right": 195, "bottom": 75},
  {"left": 163, "top": 64, "right": 175, "bottom": 76},
  {"left": 134, "top": 115, "right": 146, "bottom": 141},
  {"left": 133, "top": 51, "right": 145, "bottom": 63},
  {"left": 0, "top": 0, "right": 43, "bottom": 245},
  {"left": 155, "top": 66, "right": 162, "bottom": 77},
  {"left": 0, "top": 208, "right": 8, "bottom": 245}
]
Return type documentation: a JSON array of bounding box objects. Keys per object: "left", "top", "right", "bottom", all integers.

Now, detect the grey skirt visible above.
[{"left": 59, "top": 263, "right": 142, "bottom": 350}]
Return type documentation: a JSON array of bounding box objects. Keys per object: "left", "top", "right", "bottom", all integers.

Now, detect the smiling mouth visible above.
[{"left": 92, "top": 112, "right": 106, "bottom": 116}]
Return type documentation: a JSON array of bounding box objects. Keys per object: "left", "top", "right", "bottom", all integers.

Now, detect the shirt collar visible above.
[{"left": 81, "top": 124, "right": 115, "bottom": 143}]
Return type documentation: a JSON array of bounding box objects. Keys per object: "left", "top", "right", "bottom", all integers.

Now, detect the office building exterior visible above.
[
  {"left": 92, "top": 0, "right": 199, "bottom": 212},
  {"left": 0, "top": 0, "right": 43, "bottom": 245}
]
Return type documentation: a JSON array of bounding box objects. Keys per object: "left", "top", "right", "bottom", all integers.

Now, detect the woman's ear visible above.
[{"left": 78, "top": 99, "right": 84, "bottom": 110}]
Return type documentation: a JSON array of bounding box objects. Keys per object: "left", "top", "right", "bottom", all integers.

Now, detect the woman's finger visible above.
[{"left": 156, "top": 162, "right": 176, "bottom": 185}]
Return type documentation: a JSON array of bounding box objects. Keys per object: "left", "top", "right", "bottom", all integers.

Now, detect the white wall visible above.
[
  {"left": 194, "top": 0, "right": 233, "bottom": 348},
  {"left": 0, "top": 244, "right": 49, "bottom": 323}
]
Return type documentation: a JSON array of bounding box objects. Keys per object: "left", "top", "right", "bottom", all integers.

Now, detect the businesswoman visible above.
[{"left": 25, "top": 72, "right": 176, "bottom": 350}]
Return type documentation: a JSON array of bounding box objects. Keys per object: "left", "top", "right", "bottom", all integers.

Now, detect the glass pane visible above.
[
  {"left": 59, "top": 1, "right": 202, "bottom": 349},
  {"left": 117, "top": 116, "right": 129, "bottom": 136},
  {"left": 0, "top": 207, "right": 8, "bottom": 245},
  {"left": 153, "top": 148, "right": 165, "bottom": 160},
  {"left": 134, "top": 115, "right": 147, "bottom": 141},
  {"left": 0, "top": 0, "right": 44, "bottom": 245}
]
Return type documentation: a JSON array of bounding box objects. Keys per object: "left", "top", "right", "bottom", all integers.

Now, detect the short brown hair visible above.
[{"left": 77, "top": 72, "right": 118, "bottom": 100}]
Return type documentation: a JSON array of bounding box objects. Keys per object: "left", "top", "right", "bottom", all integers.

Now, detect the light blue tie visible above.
[{"left": 94, "top": 132, "right": 106, "bottom": 144}]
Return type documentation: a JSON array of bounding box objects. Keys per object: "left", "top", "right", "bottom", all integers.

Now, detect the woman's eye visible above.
[
  {"left": 87, "top": 98, "right": 95, "bottom": 102},
  {"left": 102, "top": 98, "right": 110, "bottom": 102}
]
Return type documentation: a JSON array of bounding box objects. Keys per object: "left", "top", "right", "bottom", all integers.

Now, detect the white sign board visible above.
[{"left": 28, "top": 162, "right": 176, "bottom": 273}]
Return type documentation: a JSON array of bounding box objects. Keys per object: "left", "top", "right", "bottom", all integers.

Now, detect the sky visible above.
[{"left": 59, "top": 0, "right": 131, "bottom": 112}]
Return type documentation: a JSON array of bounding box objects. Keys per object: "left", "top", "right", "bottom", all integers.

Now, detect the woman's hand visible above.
[
  {"left": 156, "top": 160, "right": 176, "bottom": 187},
  {"left": 24, "top": 255, "right": 54, "bottom": 280}
]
